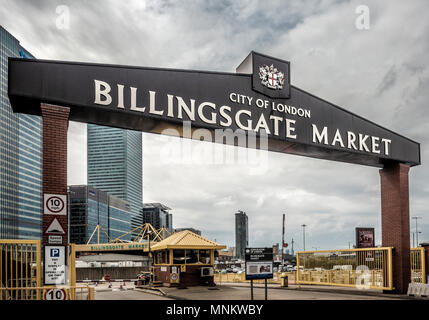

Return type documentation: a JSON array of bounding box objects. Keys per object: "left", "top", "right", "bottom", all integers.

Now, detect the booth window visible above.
[
  {"left": 186, "top": 250, "right": 198, "bottom": 264},
  {"left": 199, "top": 250, "right": 211, "bottom": 264},
  {"left": 173, "top": 250, "right": 185, "bottom": 264},
  {"left": 156, "top": 250, "right": 169, "bottom": 264}
]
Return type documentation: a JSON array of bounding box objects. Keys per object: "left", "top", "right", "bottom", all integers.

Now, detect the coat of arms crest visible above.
[{"left": 259, "top": 64, "right": 285, "bottom": 90}]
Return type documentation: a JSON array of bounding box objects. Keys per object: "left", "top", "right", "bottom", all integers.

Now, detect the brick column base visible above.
[
  {"left": 41, "top": 104, "right": 70, "bottom": 246},
  {"left": 380, "top": 163, "right": 411, "bottom": 294}
]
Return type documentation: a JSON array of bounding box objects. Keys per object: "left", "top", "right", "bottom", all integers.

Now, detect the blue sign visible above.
[{"left": 50, "top": 248, "right": 60, "bottom": 257}]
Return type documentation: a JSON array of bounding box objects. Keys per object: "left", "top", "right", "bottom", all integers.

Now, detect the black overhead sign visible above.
[{"left": 8, "top": 51, "right": 420, "bottom": 167}]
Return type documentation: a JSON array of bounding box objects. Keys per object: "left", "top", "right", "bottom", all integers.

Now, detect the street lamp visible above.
[
  {"left": 301, "top": 224, "right": 307, "bottom": 251},
  {"left": 412, "top": 231, "right": 422, "bottom": 248},
  {"left": 412, "top": 217, "right": 422, "bottom": 247}
]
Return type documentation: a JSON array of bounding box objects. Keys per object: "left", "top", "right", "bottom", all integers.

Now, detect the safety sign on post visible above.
[
  {"left": 44, "top": 246, "right": 66, "bottom": 285},
  {"left": 44, "top": 288, "right": 67, "bottom": 300},
  {"left": 44, "top": 194, "right": 67, "bottom": 215}
]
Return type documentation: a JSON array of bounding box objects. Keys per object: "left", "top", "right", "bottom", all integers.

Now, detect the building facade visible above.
[
  {"left": 0, "top": 26, "right": 42, "bottom": 240},
  {"left": 142, "top": 203, "right": 173, "bottom": 233},
  {"left": 235, "top": 210, "right": 248, "bottom": 259},
  {"left": 69, "top": 185, "right": 131, "bottom": 244},
  {"left": 87, "top": 125, "right": 142, "bottom": 233}
]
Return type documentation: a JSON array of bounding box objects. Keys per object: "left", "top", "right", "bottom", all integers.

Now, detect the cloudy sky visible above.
[{"left": 1, "top": 0, "right": 428, "bottom": 250}]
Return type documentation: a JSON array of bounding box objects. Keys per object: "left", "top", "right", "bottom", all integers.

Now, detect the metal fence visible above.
[
  {"left": 0, "top": 240, "right": 91, "bottom": 300},
  {"left": 411, "top": 247, "right": 426, "bottom": 283},
  {"left": 1, "top": 285, "right": 93, "bottom": 300},
  {"left": 0, "top": 240, "right": 42, "bottom": 299},
  {"left": 296, "top": 247, "right": 393, "bottom": 290},
  {"left": 214, "top": 272, "right": 296, "bottom": 284}
]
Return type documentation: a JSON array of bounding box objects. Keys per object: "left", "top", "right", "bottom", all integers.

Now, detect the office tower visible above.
[
  {"left": 142, "top": 203, "right": 173, "bottom": 233},
  {"left": 0, "top": 26, "right": 42, "bottom": 239},
  {"left": 69, "top": 185, "right": 131, "bottom": 244},
  {"left": 235, "top": 210, "right": 248, "bottom": 259},
  {"left": 87, "top": 124, "right": 142, "bottom": 233},
  {"left": 174, "top": 228, "right": 201, "bottom": 236}
]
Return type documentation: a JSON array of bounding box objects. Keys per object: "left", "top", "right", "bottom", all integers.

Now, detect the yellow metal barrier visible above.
[
  {"left": 0, "top": 240, "right": 83, "bottom": 300},
  {"left": 0, "top": 240, "right": 42, "bottom": 299},
  {"left": 0, "top": 285, "right": 93, "bottom": 300},
  {"left": 214, "top": 272, "right": 296, "bottom": 285},
  {"left": 411, "top": 247, "right": 426, "bottom": 283},
  {"left": 296, "top": 247, "right": 394, "bottom": 290}
]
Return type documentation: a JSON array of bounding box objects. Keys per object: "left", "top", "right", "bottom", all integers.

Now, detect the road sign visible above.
[
  {"left": 45, "top": 218, "right": 65, "bottom": 234},
  {"left": 245, "top": 247, "right": 274, "bottom": 280},
  {"left": 44, "top": 288, "right": 67, "bottom": 300},
  {"left": 48, "top": 235, "right": 63, "bottom": 244},
  {"left": 44, "top": 246, "right": 66, "bottom": 285},
  {"left": 44, "top": 194, "right": 67, "bottom": 215}
]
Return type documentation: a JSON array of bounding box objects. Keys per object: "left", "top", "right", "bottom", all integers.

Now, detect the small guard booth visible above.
[{"left": 150, "top": 230, "right": 226, "bottom": 287}]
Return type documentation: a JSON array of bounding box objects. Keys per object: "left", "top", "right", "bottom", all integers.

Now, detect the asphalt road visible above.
[
  {"left": 95, "top": 289, "right": 172, "bottom": 300},
  {"left": 94, "top": 286, "right": 403, "bottom": 300}
]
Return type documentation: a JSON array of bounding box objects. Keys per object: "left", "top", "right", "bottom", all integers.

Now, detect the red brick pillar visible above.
[
  {"left": 41, "top": 104, "right": 70, "bottom": 284},
  {"left": 380, "top": 163, "right": 411, "bottom": 294}
]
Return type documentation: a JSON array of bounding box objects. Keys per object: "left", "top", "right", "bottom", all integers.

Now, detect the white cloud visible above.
[{"left": 2, "top": 0, "right": 428, "bottom": 249}]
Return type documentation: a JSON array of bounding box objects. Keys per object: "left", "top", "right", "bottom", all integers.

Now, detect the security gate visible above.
[
  {"left": 0, "top": 240, "right": 42, "bottom": 299},
  {"left": 411, "top": 247, "right": 426, "bottom": 283}
]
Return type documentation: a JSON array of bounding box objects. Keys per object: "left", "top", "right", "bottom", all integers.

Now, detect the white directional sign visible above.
[
  {"left": 44, "top": 194, "right": 67, "bottom": 215},
  {"left": 44, "top": 246, "right": 66, "bottom": 285}
]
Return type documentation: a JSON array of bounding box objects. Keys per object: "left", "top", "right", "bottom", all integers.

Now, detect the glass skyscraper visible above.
[
  {"left": 235, "top": 210, "right": 249, "bottom": 260},
  {"left": 87, "top": 125, "right": 142, "bottom": 234},
  {"left": 69, "top": 185, "right": 131, "bottom": 244},
  {"left": 0, "top": 26, "right": 42, "bottom": 240},
  {"left": 142, "top": 203, "right": 173, "bottom": 233}
]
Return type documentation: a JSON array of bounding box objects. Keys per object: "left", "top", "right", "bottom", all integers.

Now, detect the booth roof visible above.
[{"left": 151, "top": 230, "right": 226, "bottom": 250}]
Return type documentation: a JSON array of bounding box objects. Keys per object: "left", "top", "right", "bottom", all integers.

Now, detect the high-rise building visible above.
[
  {"left": 87, "top": 124, "right": 142, "bottom": 234},
  {"left": 68, "top": 185, "right": 131, "bottom": 244},
  {"left": 142, "top": 203, "right": 173, "bottom": 233},
  {"left": 0, "top": 26, "right": 42, "bottom": 240},
  {"left": 235, "top": 210, "right": 248, "bottom": 259},
  {"left": 174, "top": 227, "right": 201, "bottom": 236}
]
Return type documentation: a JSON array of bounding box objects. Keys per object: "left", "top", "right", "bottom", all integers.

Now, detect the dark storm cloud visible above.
[{"left": 1, "top": 0, "right": 428, "bottom": 249}]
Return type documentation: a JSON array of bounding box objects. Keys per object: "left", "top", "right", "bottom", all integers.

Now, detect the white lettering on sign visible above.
[
  {"left": 312, "top": 124, "right": 392, "bottom": 156},
  {"left": 44, "top": 246, "right": 66, "bottom": 285},
  {"left": 44, "top": 194, "right": 67, "bottom": 215},
  {"left": 93, "top": 80, "right": 394, "bottom": 157}
]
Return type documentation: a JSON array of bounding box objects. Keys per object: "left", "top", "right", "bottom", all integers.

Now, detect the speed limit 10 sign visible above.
[
  {"left": 44, "top": 288, "right": 67, "bottom": 300},
  {"left": 44, "top": 194, "right": 67, "bottom": 215}
]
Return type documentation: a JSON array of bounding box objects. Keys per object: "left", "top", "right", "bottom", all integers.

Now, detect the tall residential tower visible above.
[
  {"left": 87, "top": 124, "right": 142, "bottom": 234},
  {"left": 0, "top": 26, "right": 42, "bottom": 239},
  {"left": 235, "top": 210, "right": 248, "bottom": 259}
]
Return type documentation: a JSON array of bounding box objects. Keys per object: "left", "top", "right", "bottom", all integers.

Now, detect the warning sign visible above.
[
  {"left": 44, "top": 288, "right": 67, "bottom": 300},
  {"left": 45, "top": 218, "right": 65, "bottom": 234},
  {"left": 44, "top": 194, "right": 67, "bottom": 215},
  {"left": 44, "top": 246, "right": 66, "bottom": 285},
  {"left": 48, "top": 235, "right": 63, "bottom": 244}
]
